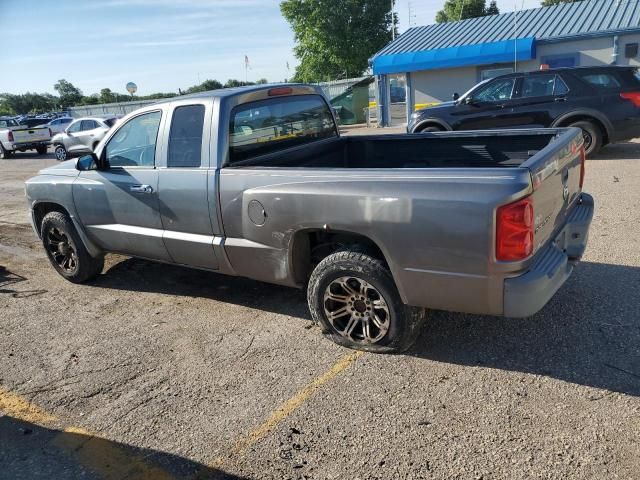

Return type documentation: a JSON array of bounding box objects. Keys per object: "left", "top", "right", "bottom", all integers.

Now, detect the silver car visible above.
[
  {"left": 52, "top": 116, "right": 119, "bottom": 161},
  {"left": 40, "top": 117, "right": 73, "bottom": 135}
]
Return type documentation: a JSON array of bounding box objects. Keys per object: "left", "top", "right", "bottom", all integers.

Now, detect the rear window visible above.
[
  {"left": 229, "top": 95, "right": 337, "bottom": 164},
  {"left": 577, "top": 72, "right": 621, "bottom": 89}
]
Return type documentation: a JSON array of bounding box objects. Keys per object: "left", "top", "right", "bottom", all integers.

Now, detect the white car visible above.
[
  {"left": 52, "top": 116, "right": 119, "bottom": 161},
  {"left": 41, "top": 117, "right": 73, "bottom": 135}
]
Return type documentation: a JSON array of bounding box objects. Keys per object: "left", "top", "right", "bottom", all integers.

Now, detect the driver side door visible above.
[
  {"left": 72, "top": 109, "right": 172, "bottom": 261},
  {"left": 451, "top": 77, "right": 517, "bottom": 130}
]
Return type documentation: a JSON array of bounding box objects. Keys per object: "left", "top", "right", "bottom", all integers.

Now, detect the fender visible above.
[
  {"left": 411, "top": 117, "right": 453, "bottom": 133},
  {"left": 551, "top": 109, "right": 613, "bottom": 140}
]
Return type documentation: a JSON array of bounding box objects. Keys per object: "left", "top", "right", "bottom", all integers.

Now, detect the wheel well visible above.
[
  {"left": 32, "top": 202, "right": 70, "bottom": 236},
  {"left": 291, "top": 229, "right": 388, "bottom": 284},
  {"left": 414, "top": 121, "right": 446, "bottom": 133},
  {"left": 556, "top": 115, "right": 609, "bottom": 144}
]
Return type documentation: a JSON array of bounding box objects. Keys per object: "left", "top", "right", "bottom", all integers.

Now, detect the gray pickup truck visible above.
[{"left": 25, "top": 84, "right": 594, "bottom": 352}]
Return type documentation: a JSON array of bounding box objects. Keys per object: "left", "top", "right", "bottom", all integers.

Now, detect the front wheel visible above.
[
  {"left": 54, "top": 144, "right": 67, "bottom": 161},
  {"left": 307, "top": 250, "right": 427, "bottom": 353},
  {"left": 41, "top": 211, "right": 104, "bottom": 283},
  {"left": 416, "top": 125, "right": 443, "bottom": 133}
]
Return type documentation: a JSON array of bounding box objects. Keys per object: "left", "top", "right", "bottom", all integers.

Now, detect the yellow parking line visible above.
[
  {"left": 212, "top": 350, "right": 364, "bottom": 467},
  {"left": 0, "top": 386, "right": 176, "bottom": 480}
]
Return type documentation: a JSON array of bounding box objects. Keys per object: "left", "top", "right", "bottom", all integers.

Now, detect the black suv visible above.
[{"left": 407, "top": 66, "right": 640, "bottom": 155}]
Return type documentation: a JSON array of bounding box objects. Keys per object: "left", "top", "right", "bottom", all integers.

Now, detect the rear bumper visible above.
[
  {"left": 503, "top": 193, "right": 594, "bottom": 317},
  {"left": 8, "top": 141, "right": 50, "bottom": 151}
]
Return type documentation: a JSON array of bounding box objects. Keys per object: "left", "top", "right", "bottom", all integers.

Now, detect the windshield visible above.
[{"left": 458, "top": 79, "right": 491, "bottom": 101}]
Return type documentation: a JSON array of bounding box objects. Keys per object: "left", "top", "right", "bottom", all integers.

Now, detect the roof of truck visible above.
[{"left": 151, "top": 83, "right": 318, "bottom": 105}]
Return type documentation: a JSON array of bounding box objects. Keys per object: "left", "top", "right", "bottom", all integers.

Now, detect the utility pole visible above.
[
  {"left": 408, "top": 1, "right": 417, "bottom": 27},
  {"left": 391, "top": 0, "right": 395, "bottom": 40}
]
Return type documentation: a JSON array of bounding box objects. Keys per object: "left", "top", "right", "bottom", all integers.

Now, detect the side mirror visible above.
[
  {"left": 465, "top": 95, "right": 475, "bottom": 105},
  {"left": 75, "top": 153, "right": 99, "bottom": 171},
  {"left": 452, "top": 92, "right": 460, "bottom": 101}
]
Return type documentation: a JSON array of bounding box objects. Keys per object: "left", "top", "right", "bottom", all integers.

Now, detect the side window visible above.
[
  {"left": 474, "top": 78, "right": 515, "bottom": 102},
  {"left": 229, "top": 95, "right": 337, "bottom": 164},
  {"left": 67, "top": 121, "right": 82, "bottom": 133},
  {"left": 105, "top": 111, "right": 161, "bottom": 168},
  {"left": 554, "top": 76, "right": 569, "bottom": 95},
  {"left": 521, "top": 75, "right": 555, "bottom": 98},
  {"left": 578, "top": 73, "right": 621, "bottom": 89},
  {"left": 167, "top": 105, "right": 205, "bottom": 168},
  {"left": 80, "top": 120, "right": 96, "bottom": 131}
]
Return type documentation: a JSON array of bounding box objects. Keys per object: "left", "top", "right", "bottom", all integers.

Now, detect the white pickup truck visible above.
[{"left": 0, "top": 117, "right": 52, "bottom": 158}]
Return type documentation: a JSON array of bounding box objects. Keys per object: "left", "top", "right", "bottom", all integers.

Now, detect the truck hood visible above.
[
  {"left": 414, "top": 101, "right": 456, "bottom": 114},
  {"left": 38, "top": 159, "right": 79, "bottom": 177}
]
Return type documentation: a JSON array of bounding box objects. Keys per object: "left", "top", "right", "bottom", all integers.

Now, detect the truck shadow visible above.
[
  {"left": 0, "top": 415, "right": 247, "bottom": 479},
  {"left": 96, "top": 258, "right": 639, "bottom": 396},
  {"left": 408, "top": 261, "right": 640, "bottom": 396},
  {"left": 95, "top": 257, "right": 311, "bottom": 321}
]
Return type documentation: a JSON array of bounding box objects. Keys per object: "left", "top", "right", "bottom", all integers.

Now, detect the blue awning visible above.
[{"left": 372, "top": 37, "right": 536, "bottom": 75}]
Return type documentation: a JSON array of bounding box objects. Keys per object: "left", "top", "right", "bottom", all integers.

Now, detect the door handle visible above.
[{"left": 130, "top": 184, "right": 153, "bottom": 194}]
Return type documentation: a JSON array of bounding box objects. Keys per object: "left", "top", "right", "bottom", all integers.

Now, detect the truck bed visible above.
[{"left": 229, "top": 130, "right": 558, "bottom": 169}]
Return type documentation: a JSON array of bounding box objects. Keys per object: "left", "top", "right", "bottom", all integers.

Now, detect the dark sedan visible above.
[{"left": 408, "top": 66, "right": 640, "bottom": 155}]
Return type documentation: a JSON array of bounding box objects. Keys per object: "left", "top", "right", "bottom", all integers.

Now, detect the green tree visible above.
[
  {"left": 185, "top": 79, "right": 224, "bottom": 94},
  {"left": 435, "top": 0, "right": 499, "bottom": 23},
  {"left": 99, "top": 88, "right": 116, "bottom": 104},
  {"left": 281, "top": 0, "right": 395, "bottom": 83},
  {"left": 224, "top": 79, "right": 254, "bottom": 88},
  {"left": 541, "top": 0, "right": 583, "bottom": 6},
  {"left": 53, "top": 79, "right": 83, "bottom": 108}
]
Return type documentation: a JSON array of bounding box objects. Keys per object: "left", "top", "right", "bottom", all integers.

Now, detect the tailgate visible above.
[
  {"left": 524, "top": 128, "right": 585, "bottom": 253},
  {"left": 13, "top": 127, "right": 50, "bottom": 143}
]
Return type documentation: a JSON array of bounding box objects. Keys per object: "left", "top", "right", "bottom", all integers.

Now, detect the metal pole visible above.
[
  {"left": 391, "top": 0, "right": 395, "bottom": 40},
  {"left": 514, "top": 0, "right": 518, "bottom": 73}
]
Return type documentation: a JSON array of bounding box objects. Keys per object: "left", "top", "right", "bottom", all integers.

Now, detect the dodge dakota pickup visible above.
[{"left": 25, "top": 84, "right": 594, "bottom": 352}]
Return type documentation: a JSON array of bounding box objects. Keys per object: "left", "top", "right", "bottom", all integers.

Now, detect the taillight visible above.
[
  {"left": 48, "top": 128, "right": 52, "bottom": 137},
  {"left": 7, "top": 131, "right": 14, "bottom": 142},
  {"left": 579, "top": 145, "right": 585, "bottom": 188},
  {"left": 496, "top": 196, "right": 534, "bottom": 261},
  {"left": 620, "top": 91, "right": 640, "bottom": 107}
]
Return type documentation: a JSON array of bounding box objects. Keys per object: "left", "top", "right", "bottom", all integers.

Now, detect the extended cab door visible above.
[
  {"left": 451, "top": 76, "right": 518, "bottom": 130},
  {"left": 72, "top": 109, "right": 171, "bottom": 261},
  {"left": 155, "top": 100, "right": 220, "bottom": 270}
]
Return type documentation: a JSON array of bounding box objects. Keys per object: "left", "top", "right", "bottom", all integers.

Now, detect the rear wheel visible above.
[
  {"left": 54, "top": 144, "right": 67, "bottom": 161},
  {"left": 41, "top": 211, "right": 103, "bottom": 283},
  {"left": 307, "top": 250, "right": 427, "bottom": 353},
  {"left": 36, "top": 145, "right": 48, "bottom": 155},
  {"left": 0, "top": 143, "right": 12, "bottom": 159},
  {"left": 568, "top": 120, "right": 602, "bottom": 156}
]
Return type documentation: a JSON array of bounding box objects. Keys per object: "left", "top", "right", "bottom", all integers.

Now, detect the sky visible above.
[{"left": 0, "top": 0, "right": 540, "bottom": 96}]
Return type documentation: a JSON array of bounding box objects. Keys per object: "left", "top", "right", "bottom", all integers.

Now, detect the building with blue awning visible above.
[{"left": 370, "top": 0, "right": 640, "bottom": 126}]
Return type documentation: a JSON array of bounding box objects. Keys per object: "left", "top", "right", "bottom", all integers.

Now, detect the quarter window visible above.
[
  {"left": 554, "top": 76, "right": 569, "bottom": 95},
  {"left": 578, "top": 73, "right": 621, "bottom": 89},
  {"left": 167, "top": 105, "right": 205, "bottom": 168},
  {"left": 229, "top": 95, "right": 337, "bottom": 164},
  {"left": 474, "top": 78, "right": 515, "bottom": 102},
  {"left": 80, "top": 120, "right": 97, "bottom": 131},
  {"left": 105, "top": 111, "right": 161, "bottom": 168}
]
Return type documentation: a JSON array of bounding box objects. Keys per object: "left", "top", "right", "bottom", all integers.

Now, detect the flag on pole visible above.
[
  {"left": 286, "top": 61, "right": 290, "bottom": 71},
  {"left": 245, "top": 55, "right": 251, "bottom": 69}
]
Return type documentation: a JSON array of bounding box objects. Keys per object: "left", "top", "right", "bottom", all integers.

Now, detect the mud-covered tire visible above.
[
  {"left": 568, "top": 120, "right": 602, "bottom": 156},
  {"left": 0, "top": 143, "right": 12, "bottom": 159},
  {"left": 307, "top": 250, "right": 427, "bottom": 353},
  {"left": 40, "top": 211, "right": 103, "bottom": 283}
]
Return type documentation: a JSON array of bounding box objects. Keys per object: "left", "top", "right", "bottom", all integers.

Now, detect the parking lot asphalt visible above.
[{"left": 0, "top": 135, "right": 639, "bottom": 480}]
